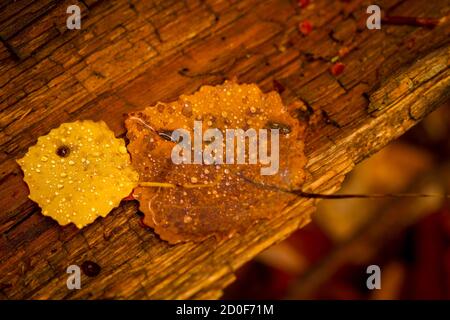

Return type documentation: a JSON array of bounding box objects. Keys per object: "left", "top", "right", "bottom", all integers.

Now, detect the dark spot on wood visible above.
[
  {"left": 81, "top": 261, "right": 101, "bottom": 277},
  {"left": 179, "top": 67, "right": 190, "bottom": 75},
  {"left": 93, "top": 71, "right": 106, "bottom": 78},
  {"left": 304, "top": 52, "right": 315, "bottom": 62}
]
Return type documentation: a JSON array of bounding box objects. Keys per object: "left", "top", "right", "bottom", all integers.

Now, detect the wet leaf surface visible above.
[
  {"left": 17, "top": 120, "right": 139, "bottom": 228},
  {"left": 125, "top": 81, "right": 308, "bottom": 243}
]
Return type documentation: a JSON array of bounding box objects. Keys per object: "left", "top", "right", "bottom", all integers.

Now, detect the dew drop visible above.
[
  {"left": 81, "top": 261, "right": 101, "bottom": 277},
  {"left": 56, "top": 145, "right": 70, "bottom": 158}
]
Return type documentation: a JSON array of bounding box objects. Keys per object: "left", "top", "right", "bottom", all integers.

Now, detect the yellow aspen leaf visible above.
[{"left": 17, "top": 120, "right": 139, "bottom": 228}]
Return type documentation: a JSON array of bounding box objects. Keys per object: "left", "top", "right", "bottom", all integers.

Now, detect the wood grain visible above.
[{"left": 0, "top": 0, "right": 449, "bottom": 299}]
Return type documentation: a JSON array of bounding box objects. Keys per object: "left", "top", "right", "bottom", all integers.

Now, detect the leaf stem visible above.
[{"left": 381, "top": 16, "right": 442, "bottom": 28}]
